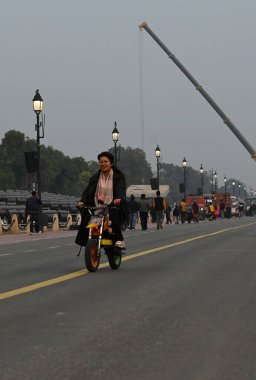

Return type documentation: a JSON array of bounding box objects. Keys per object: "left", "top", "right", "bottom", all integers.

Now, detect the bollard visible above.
[
  {"left": 41, "top": 212, "right": 48, "bottom": 233},
  {"left": 77, "top": 214, "right": 81, "bottom": 226},
  {"left": 10, "top": 214, "right": 19, "bottom": 234},
  {"left": 52, "top": 213, "right": 59, "bottom": 231},
  {"left": 66, "top": 214, "right": 72, "bottom": 230},
  {"left": 26, "top": 216, "right": 30, "bottom": 234}
]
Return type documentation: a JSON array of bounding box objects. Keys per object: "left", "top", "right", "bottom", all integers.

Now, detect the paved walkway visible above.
[
  {"left": 0, "top": 222, "right": 160, "bottom": 245},
  {"left": 0, "top": 230, "right": 78, "bottom": 245}
]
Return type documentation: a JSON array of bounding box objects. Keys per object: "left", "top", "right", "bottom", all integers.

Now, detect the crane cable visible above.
[{"left": 139, "top": 29, "right": 145, "bottom": 151}]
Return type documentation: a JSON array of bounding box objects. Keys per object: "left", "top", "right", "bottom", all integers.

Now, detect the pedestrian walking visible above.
[
  {"left": 173, "top": 204, "right": 180, "bottom": 224},
  {"left": 191, "top": 201, "right": 199, "bottom": 223},
  {"left": 219, "top": 201, "right": 225, "bottom": 219},
  {"left": 152, "top": 190, "right": 166, "bottom": 229},
  {"left": 180, "top": 199, "right": 187, "bottom": 224},
  {"left": 127, "top": 194, "right": 139, "bottom": 230},
  {"left": 138, "top": 194, "right": 150, "bottom": 230},
  {"left": 208, "top": 202, "right": 215, "bottom": 221},
  {"left": 225, "top": 203, "right": 232, "bottom": 219},
  {"left": 25, "top": 191, "right": 42, "bottom": 234},
  {"left": 238, "top": 202, "right": 244, "bottom": 218},
  {"left": 214, "top": 206, "right": 220, "bottom": 219}
]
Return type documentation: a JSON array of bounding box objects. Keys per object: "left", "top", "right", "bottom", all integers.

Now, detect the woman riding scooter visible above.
[{"left": 75, "top": 151, "right": 128, "bottom": 249}]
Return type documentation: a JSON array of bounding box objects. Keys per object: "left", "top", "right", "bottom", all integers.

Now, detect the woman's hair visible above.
[{"left": 97, "top": 151, "right": 114, "bottom": 163}]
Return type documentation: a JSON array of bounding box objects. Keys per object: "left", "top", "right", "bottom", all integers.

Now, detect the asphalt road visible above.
[{"left": 1, "top": 217, "right": 256, "bottom": 380}]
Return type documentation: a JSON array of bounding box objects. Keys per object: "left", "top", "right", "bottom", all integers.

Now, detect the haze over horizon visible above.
[{"left": 1, "top": 0, "right": 256, "bottom": 192}]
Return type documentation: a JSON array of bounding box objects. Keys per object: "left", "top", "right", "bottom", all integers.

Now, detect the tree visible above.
[
  {"left": 109, "top": 146, "right": 153, "bottom": 186},
  {"left": 0, "top": 130, "right": 246, "bottom": 199},
  {"left": 160, "top": 162, "right": 212, "bottom": 202},
  {"left": 0, "top": 169, "right": 15, "bottom": 189},
  {"left": 0, "top": 130, "right": 95, "bottom": 195},
  {"left": 40, "top": 146, "right": 91, "bottom": 195},
  {"left": 0, "top": 130, "right": 28, "bottom": 189},
  {"left": 77, "top": 171, "right": 92, "bottom": 194}
]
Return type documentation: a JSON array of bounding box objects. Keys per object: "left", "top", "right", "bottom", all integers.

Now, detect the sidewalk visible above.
[
  {"left": 0, "top": 221, "right": 158, "bottom": 245},
  {"left": 0, "top": 230, "right": 77, "bottom": 245}
]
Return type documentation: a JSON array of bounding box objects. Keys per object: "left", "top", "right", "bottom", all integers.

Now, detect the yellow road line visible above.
[
  {"left": 0, "top": 270, "right": 87, "bottom": 300},
  {"left": 1, "top": 221, "right": 255, "bottom": 301},
  {"left": 123, "top": 221, "right": 256, "bottom": 261}
]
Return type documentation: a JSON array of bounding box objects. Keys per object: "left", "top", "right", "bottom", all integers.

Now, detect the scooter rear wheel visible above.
[
  {"left": 85, "top": 239, "right": 100, "bottom": 272},
  {"left": 106, "top": 248, "right": 122, "bottom": 270}
]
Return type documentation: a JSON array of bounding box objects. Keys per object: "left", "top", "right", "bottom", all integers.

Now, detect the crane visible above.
[{"left": 139, "top": 22, "right": 256, "bottom": 160}]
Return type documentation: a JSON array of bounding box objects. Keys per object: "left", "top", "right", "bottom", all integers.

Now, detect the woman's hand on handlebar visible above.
[{"left": 113, "top": 199, "right": 121, "bottom": 206}]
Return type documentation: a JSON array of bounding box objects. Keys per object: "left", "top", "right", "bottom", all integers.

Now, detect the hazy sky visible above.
[{"left": 1, "top": 0, "right": 256, "bottom": 192}]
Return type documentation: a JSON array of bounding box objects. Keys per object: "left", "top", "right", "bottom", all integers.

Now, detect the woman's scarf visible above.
[{"left": 94, "top": 169, "right": 113, "bottom": 206}]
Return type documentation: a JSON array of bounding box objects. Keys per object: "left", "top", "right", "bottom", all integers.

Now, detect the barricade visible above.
[
  {"left": 0, "top": 212, "right": 80, "bottom": 234},
  {"left": 25, "top": 216, "right": 30, "bottom": 233},
  {"left": 22, "top": 214, "right": 40, "bottom": 234},
  {"left": 10, "top": 214, "right": 19, "bottom": 233},
  {"left": 0, "top": 214, "right": 12, "bottom": 233},
  {"left": 9, "top": 214, "right": 29, "bottom": 234},
  {"left": 66, "top": 213, "right": 80, "bottom": 230},
  {"left": 47, "top": 213, "right": 60, "bottom": 231},
  {"left": 77, "top": 214, "right": 81, "bottom": 225},
  {"left": 66, "top": 213, "right": 72, "bottom": 229},
  {"left": 58, "top": 211, "right": 70, "bottom": 229},
  {"left": 51, "top": 213, "right": 59, "bottom": 231}
]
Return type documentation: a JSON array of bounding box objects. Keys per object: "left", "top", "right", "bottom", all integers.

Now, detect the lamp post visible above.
[
  {"left": 224, "top": 176, "right": 227, "bottom": 192},
  {"left": 199, "top": 163, "right": 204, "bottom": 195},
  {"left": 182, "top": 157, "right": 187, "bottom": 199},
  {"left": 214, "top": 170, "right": 217, "bottom": 193},
  {"left": 238, "top": 183, "right": 241, "bottom": 197},
  {"left": 32, "top": 89, "right": 44, "bottom": 199},
  {"left": 155, "top": 145, "right": 161, "bottom": 191},
  {"left": 232, "top": 180, "right": 235, "bottom": 196},
  {"left": 112, "top": 121, "right": 119, "bottom": 166}
]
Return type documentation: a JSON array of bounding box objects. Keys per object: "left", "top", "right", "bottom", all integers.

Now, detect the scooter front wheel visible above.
[
  {"left": 106, "top": 247, "right": 122, "bottom": 270},
  {"left": 85, "top": 239, "right": 100, "bottom": 272}
]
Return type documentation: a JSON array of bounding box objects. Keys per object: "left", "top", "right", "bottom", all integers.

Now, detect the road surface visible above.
[{"left": 0, "top": 218, "right": 256, "bottom": 379}]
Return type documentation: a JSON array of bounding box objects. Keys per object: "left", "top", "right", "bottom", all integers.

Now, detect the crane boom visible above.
[{"left": 139, "top": 22, "right": 256, "bottom": 160}]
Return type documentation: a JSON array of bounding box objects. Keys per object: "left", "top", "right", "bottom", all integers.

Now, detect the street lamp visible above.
[
  {"left": 155, "top": 145, "right": 161, "bottom": 191},
  {"left": 32, "top": 89, "right": 44, "bottom": 199},
  {"left": 224, "top": 176, "right": 227, "bottom": 192},
  {"left": 238, "top": 183, "right": 241, "bottom": 197},
  {"left": 214, "top": 170, "right": 217, "bottom": 193},
  {"left": 182, "top": 157, "right": 187, "bottom": 199},
  {"left": 112, "top": 121, "right": 119, "bottom": 166},
  {"left": 199, "top": 163, "right": 204, "bottom": 195},
  {"left": 232, "top": 180, "right": 235, "bottom": 196}
]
